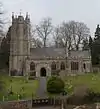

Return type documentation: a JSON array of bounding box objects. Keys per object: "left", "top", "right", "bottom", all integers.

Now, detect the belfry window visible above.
[
  {"left": 60, "top": 62, "right": 65, "bottom": 70},
  {"left": 51, "top": 62, "right": 56, "bottom": 70},
  {"left": 30, "top": 62, "right": 35, "bottom": 71}
]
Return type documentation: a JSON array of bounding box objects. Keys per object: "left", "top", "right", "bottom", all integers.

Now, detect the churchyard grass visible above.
[
  {"left": 0, "top": 74, "right": 39, "bottom": 101},
  {"left": 48, "top": 73, "right": 100, "bottom": 97},
  {"left": 1, "top": 73, "right": 100, "bottom": 101},
  {"left": 64, "top": 73, "right": 100, "bottom": 94}
]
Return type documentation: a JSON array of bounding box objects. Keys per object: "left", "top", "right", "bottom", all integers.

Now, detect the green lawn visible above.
[
  {"left": 48, "top": 73, "right": 100, "bottom": 97},
  {"left": 64, "top": 73, "right": 100, "bottom": 94},
  {"left": 1, "top": 73, "right": 100, "bottom": 101},
  {"left": 0, "top": 74, "right": 39, "bottom": 101}
]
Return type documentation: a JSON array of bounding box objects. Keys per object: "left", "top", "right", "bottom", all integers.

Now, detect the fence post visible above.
[
  {"left": 31, "top": 93, "right": 33, "bottom": 108},
  {"left": 61, "top": 99, "right": 64, "bottom": 109},
  {"left": 3, "top": 96, "right": 5, "bottom": 101},
  {"left": 53, "top": 96, "right": 55, "bottom": 107}
]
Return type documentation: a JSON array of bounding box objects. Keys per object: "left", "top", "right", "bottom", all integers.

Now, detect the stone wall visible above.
[
  {"left": 26, "top": 58, "right": 66, "bottom": 77},
  {"left": 0, "top": 100, "right": 32, "bottom": 109},
  {"left": 25, "top": 57, "right": 91, "bottom": 77},
  {"left": 0, "top": 98, "right": 99, "bottom": 109},
  {"left": 32, "top": 98, "right": 61, "bottom": 107},
  {"left": 0, "top": 98, "right": 61, "bottom": 109}
]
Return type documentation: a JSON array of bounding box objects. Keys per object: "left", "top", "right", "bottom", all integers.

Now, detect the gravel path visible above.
[
  {"left": 36, "top": 77, "right": 47, "bottom": 98},
  {"left": 35, "top": 77, "right": 60, "bottom": 109}
]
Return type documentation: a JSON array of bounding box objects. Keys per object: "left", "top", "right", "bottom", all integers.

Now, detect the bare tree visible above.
[
  {"left": 82, "top": 37, "right": 89, "bottom": 50},
  {"left": 53, "top": 26, "right": 63, "bottom": 48},
  {"left": 53, "top": 21, "right": 90, "bottom": 50},
  {"left": 35, "top": 17, "right": 53, "bottom": 47},
  {"left": 69, "top": 21, "right": 90, "bottom": 50},
  {"left": 30, "top": 24, "right": 43, "bottom": 48},
  {"left": 31, "top": 38, "right": 43, "bottom": 48},
  {"left": 53, "top": 22, "right": 73, "bottom": 50}
]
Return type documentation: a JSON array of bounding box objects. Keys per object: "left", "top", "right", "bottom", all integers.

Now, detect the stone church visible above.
[{"left": 9, "top": 13, "right": 92, "bottom": 77}]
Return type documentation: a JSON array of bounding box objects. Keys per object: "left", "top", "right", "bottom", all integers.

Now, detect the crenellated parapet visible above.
[{"left": 12, "top": 12, "right": 30, "bottom": 24}]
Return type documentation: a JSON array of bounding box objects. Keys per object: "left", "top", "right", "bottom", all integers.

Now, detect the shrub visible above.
[{"left": 47, "top": 76, "right": 65, "bottom": 94}]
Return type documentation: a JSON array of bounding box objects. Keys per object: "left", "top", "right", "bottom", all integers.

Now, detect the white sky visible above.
[{"left": 1, "top": 0, "right": 100, "bottom": 36}]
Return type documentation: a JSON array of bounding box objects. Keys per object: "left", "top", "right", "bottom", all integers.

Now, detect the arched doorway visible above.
[{"left": 40, "top": 67, "right": 46, "bottom": 77}]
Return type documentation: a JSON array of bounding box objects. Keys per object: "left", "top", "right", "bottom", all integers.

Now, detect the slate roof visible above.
[
  {"left": 30, "top": 47, "right": 91, "bottom": 59},
  {"left": 70, "top": 50, "right": 91, "bottom": 58},
  {"left": 30, "top": 47, "right": 66, "bottom": 58}
]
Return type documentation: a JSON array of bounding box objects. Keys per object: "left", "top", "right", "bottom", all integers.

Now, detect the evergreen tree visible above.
[
  {"left": 92, "top": 24, "right": 100, "bottom": 65},
  {"left": 0, "top": 27, "right": 11, "bottom": 69},
  {"left": 89, "top": 36, "right": 94, "bottom": 65},
  {"left": 94, "top": 24, "right": 100, "bottom": 41},
  {"left": 89, "top": 36, "right": 93, "bottom": 49}
]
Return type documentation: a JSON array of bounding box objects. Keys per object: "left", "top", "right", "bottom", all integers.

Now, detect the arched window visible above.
[
  {"left": 51, "top": 62, "right": 56, "bottom": 70},
  {"left": 60, "top": 62, "right": 65, "bottom": 70},
  {"left": 30, "top": 62, "right": 35, "bottom": 71},
  {"left": 71, "top": 61, "right": 79, "bottom": 70},
  {"left": 83, "top": 63, "right": 86, "bottom": 69}
]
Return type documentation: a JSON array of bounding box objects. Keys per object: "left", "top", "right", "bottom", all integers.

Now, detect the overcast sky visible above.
[{"left": 1, "top": 0, "right": 100, "bottom": 36}]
